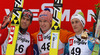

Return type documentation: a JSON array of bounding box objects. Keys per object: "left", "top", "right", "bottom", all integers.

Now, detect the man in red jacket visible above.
[{"left": 0, "top": 9, "right": 34, "bottom": 55}]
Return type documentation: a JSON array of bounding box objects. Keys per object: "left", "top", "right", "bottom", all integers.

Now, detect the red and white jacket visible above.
[{"left": 0, "top": 28, "right": 34, "bottom": 55}]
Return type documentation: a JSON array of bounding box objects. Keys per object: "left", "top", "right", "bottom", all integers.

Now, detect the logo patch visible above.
[
  {"left": 69, "top": 39, "right": 73, "bottom": 46},
  {"left": 38, "top": 34, "right": 43, "bottom": 41}
]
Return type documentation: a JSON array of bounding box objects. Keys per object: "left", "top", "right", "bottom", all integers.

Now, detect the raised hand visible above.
[{"left": 1, "top": 10, "right": 13, "bottom": 29}]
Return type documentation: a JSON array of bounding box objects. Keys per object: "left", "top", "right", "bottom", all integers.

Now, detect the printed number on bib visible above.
[
  {"left": 41, "top": 42, "right": 50, "bottom": 51},
  {"left": 15, "top": 44, "right": 24, "bottom": 53},
  {"left": 71, "top": 47, "right": 81, "bottom": 55}
]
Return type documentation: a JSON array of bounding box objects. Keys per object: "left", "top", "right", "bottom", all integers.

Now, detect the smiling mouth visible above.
[
  {"left": 22, "top": 23, "right": 26, "bottom": 26},
  {"left": 41, "top": 27, "right": 45, "bottom": 29},
  {"left": 41, "top": 26, "right": 46, "bottom": 28}
]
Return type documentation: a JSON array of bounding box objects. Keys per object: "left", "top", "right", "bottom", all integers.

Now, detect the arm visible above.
[
  {"left": 88, "top": 40, "right": 94, "bottom": 51},
  {"left": 31, "top": 31, "right": 40, "bottom": 55},
  {"left": 0, "top": 11, "right": 12, "bottom": 45},
  {"left": 0, "top": 28, "right": 8, "bottom": 45},
  {"left": 1, "top": 11, "right": 12, "bottom": 29},
  {"left": 0, "top": 10, "right": 13, "bottom": 45},
  {"left": 64, "top": 43, "right": 69, "bottom": 55},
  {"left": 31, "top": 31, "right": 39, "bottom": 44},
  {"left": 60, "top": 29, "right": 75, "bottom": 43}
]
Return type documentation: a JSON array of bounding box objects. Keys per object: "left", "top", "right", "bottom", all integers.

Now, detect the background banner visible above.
[{"left": 0, "top": 0, "right": 98, "bottom": 33}]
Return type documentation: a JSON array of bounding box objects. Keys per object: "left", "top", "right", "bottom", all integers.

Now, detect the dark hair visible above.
[{"left": 21, "top": 9, "right": 33, "bottom": 23}]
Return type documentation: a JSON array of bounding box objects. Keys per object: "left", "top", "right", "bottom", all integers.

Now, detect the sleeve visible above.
[
  {"left": 64, "top": 43, "right": 69, "bottom": 55},
  {"left": 33, "top": 44, "right": 39, "bottom": 55},
  {"left": 88, "top": 40, "right": 94, "bottom": 51},
  {"left": 60, "top": 29, "right": 75, "bottom": 43},
  {"left": 26, "top": 35, "right": 34, "bottom": 55},
  {"left": 99, "top": 44, "right": 100, "bottom": 55},
  {"left": 88, "top": 26, "right": 93, "bottom": 32},
  {"left": 31, "top": 31, "right": 39, "bottom": 44},
  {"left": 0, "top": 28, "right": 8, "bottom": 45}
]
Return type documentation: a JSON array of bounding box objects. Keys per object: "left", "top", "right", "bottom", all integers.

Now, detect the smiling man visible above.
[
  {"left": 65, "top": 12, "right": 94, "bottom": 55},
  {"left": 32, "top": 9, "right": 75, "bottom": 55},
  {"left": 0, "top": 10, "right": 34, "bottom": 55}
]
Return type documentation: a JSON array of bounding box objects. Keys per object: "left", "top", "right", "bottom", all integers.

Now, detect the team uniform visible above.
[
  {"left": 0, "top": 28, "right": 8, "bottom": 55},
  {"left": 65, "top": 34, "right": 94, "bottom": 55},
  {"left": 0, "top": 28, "right": 34, "bottom": 55},
  {"left": 32, "top": 29, "right": 74, "bottom": 55}
]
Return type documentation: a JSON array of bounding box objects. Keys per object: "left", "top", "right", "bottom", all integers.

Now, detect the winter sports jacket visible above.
[
  {"left": 0, "top": 28, "right": 34, "bottom": 55},
  {"left": 31, "top": 29, "right": 75, "bottom": 55},
  {"left": 65, "top": 34, "right": 94, "bottom": 55}
]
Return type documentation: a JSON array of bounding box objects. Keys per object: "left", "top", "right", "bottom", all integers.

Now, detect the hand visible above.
[
  {"left": 81, "top": 31, "right": 88, "bottom": 39},
  {"left": 1, "top": 10, "right": 13, "bottom": 29}
]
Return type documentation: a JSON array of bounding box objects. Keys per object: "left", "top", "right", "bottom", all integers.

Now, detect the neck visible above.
[{"left": 20, "top": 27, "right": 27, "bottom": 34}]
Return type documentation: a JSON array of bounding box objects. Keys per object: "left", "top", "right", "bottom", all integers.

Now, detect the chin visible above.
[
  {"left": 22, "top": 27, "right": 27, "bottom": 29},
  {"left": 42, "top": 29, "right": 46, "bottom": 31},
  {"left": 74, "top": 30, "right": 78, "bottom": 33}
]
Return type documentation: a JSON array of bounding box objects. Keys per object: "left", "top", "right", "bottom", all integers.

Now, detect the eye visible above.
[
  {"left": 75, "top": 21, "right": 79, "bottom": 23},
  {"left": 39, "top": 20, "right": 42, "bottom": 23},
  {"left": 22, "top": 17, "right": 25, "bottom": 20},
  {"left": 44, "top": 20, "right": 47, "bottom": 22},
  {"left": 27, "top": 19, "right": 30, "bottom": 21},
  {"left": 71, "top": 21, "right": 74, "bottom": 24}
]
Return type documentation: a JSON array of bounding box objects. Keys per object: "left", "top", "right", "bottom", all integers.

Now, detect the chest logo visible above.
[
  {"left": 69, "top": 39, "right": 73, "bottom": 46},
  {"left": 38, "top": 34, "right": 43, "bottom": 41}
]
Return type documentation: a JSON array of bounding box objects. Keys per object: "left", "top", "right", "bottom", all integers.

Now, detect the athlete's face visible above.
[
  {"left": 20, "top": 16, "right": 31, "bottom": 29},
  {"left": 39, "top": 19, "right": 51, "bottom": 33},
  {"left": 71, "top": 18, "right": 83, "bottom": 33}
]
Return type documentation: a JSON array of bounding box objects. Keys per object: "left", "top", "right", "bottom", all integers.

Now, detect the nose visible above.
[
  {"left": 72, "top": 22, "right": 76, "bottom": 27},
  {"left": 23, "top": 19, "right": 27, "bottom": 23}
]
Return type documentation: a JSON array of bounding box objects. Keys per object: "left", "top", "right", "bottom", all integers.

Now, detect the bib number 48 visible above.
[{"left": 41, "top": 42, "right": 50, "bottom": 51}]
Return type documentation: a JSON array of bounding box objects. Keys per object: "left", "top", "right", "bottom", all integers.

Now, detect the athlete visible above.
[
  {"left": 0, "top": 9, "right": 34, "bottom": 55},
  {"left": 31, "top": 9, "right": 75, "bottom": 55},
  {"left": 66, "top": 12, "right": 94, "bottom": 55}
]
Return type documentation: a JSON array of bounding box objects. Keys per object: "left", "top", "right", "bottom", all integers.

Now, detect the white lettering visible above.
[
  {"left": 74, "top": 9, "right": 82, "bottom": 14},
  {"left": 9, "top": 35, "right": 13, "bottom": 43},
  {"left": 4, "top": 9, "right": 96, "bottom": 22},
  {"left": 5, "top": 9, "right": 10, "bottom": 15},
  {"left": 87, "top": 10, "right": 95, "bottom": 22},
  {"left": 29, "top": 9, "right": 39, "bottom": 21},
  {"left": 62, "top": 9, "right": 70, "bottom": 21}
]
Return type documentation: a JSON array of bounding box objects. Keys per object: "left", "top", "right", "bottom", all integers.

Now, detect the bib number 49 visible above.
[{"left": 71, "top": 47, "right": 81, "bottom": 55}]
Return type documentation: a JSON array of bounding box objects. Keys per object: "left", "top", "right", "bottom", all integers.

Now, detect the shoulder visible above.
[
  {"left": 31, "top": 31, "right": 40, "bottom": 37},
  {"left": 59, "top": 29, "right": 75, "bottom": 43},
  {"left": 60, "top": 29, "right": 75, "bottom": 36},
  {"left": 60, "top": 29, "right": 70, "bottom": 33},
  {"left": 69, "top": 36, "right": 74, "bottom": 39},
  {"left": 0, "top": 28, "right": 8, "bottom": 36},
  {"left": 60, "top": 29, "right": 75, "bottom": 39}
]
